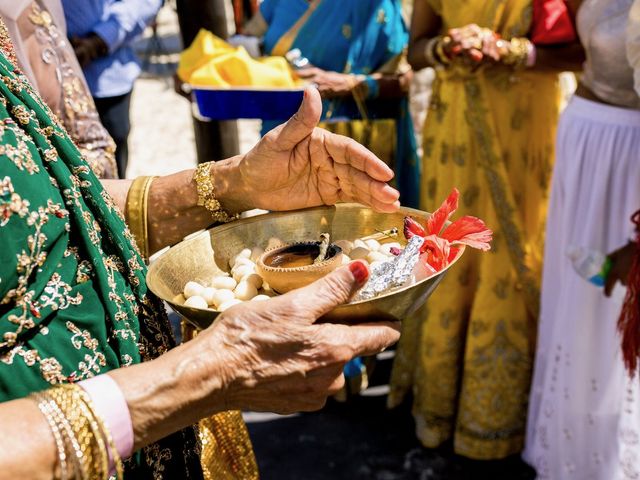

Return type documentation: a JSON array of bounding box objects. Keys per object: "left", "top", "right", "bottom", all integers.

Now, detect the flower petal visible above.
[
  {"left": 426, "top": 188, "right": 459, "bottom": 235},
  {"left": 403, "top": 216, "right": 426, "bottom": 240},
  {"left": 422, "top": 234, "right": 450, "bottom": 271},
  {"left": 442, "top": 216, "right": 493, "bottom": 251}
]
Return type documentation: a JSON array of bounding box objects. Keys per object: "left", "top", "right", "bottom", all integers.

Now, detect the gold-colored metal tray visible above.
[{"left": 146, "top": 203, "right": 464, "bottom": 330}]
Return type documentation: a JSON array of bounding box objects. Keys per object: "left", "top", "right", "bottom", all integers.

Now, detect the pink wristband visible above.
[{"left": 79, "top": 375, "right": 134, "bottom": 463}]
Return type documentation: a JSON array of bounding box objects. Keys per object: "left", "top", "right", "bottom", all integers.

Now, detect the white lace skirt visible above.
[{"left": 524, "top": 96, "right": 640, "bottom": 480}]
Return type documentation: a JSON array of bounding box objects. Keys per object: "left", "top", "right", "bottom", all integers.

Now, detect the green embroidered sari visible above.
[{"left": 0, "top": 29, "right": 203, "bottom": 479}]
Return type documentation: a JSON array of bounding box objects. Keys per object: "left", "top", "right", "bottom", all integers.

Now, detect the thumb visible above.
[
  {"left": 270, "top": 86, "right": 322, "bottom": 151},
  {"left": 286, "top": 260, "right": 370, "bottom": 321}
]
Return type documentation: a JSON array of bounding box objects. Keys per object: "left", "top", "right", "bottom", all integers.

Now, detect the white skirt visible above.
[{"left": 524, "top": 96, "right": 640, "bottom": 480}]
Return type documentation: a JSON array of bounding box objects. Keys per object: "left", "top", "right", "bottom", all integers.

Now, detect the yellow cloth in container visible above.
[{"left": 178, "top": 29, "right": 301, "bottom": 88}]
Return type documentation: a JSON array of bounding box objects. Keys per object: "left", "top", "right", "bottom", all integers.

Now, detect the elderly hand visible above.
[
  {"left": 201, "top": 260, "right": 400, "bottom": 413},
  {"left": 295, "top": 68, "right": 355, "bottom": 98},
  {"left": 444, "top": 24, "right": 501, "bottom": 66},
  {"left": 232, "top": 87, "right": 400, "bottom": 213}
]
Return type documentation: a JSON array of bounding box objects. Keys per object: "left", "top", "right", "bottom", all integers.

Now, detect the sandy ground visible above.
[{"left": 128, "top": 6, "right": 260, "bottom": 179}]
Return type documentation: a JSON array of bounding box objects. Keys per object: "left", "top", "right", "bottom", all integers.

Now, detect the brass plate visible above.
[{"left": 146, "top": 204, "right": 464, "bottom": 330}]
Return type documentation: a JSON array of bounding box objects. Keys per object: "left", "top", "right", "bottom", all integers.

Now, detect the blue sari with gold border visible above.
[{"left": 261, "top": 0, "right": 420, "bottom": 207}]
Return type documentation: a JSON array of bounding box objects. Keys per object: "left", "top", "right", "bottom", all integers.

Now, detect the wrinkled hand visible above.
[
  {"left": 604, "top": 242, "right": 637, "bottom": 297},
  {"left": 204, "top": 261, "right": 400, "bottom": 413},
  {"left": 444, "top": 24, "right": 502, "bottom": 66},
  {"left": 295, "top": 68, "right": 354, "bottom": 98},
  {"left": 237, "top": 87, "right": 400, "bottom": 213}
]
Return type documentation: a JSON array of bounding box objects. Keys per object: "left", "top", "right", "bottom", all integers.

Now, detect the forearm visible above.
[
  {"left": 0, "top": 399, "right": 58, "bottom": 479},
  {"left": 109, "top": 331, "right": 228, "bottom": 449},
  {"left": 533, "top": 42, "right": 585, "bottom": 72},
  {"left": 369, "top": 70, "right": 413, "bottom": 99},
  {"left": 0, "top": 331, "right": 230, "bottom": 478},
  {"left": 102, "top": 157, "right": 252, "bottom": 255},
  {"left": 408, "top": 37, "right": 437, "bottom": 71}
]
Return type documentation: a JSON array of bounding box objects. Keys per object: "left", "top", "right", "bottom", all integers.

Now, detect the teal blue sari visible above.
[{"left": 261, "top": 0, "right": 420, "bottom": 208}]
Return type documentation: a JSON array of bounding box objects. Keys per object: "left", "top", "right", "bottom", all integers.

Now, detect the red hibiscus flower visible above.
[{"left": 403, "top": 188, "right": 492, "bottom": 271}]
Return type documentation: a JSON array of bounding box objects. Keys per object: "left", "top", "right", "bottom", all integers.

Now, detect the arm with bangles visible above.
[
  {"left": 103, "top": 87, "right": 401, "bottom": 257},
  {"left": 408, "top": 0, "right": 585, "bottom": 73},
  {"left": 0, "top": 260, "right": 400, "bottom": 479}
]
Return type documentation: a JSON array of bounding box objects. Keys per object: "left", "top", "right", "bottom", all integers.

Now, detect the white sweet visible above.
[
  {"left": 364, "top": 239, "right": 381, "bottom": 252},
  {"left": 334, "top": 240, "right": 354, "bottom": 255},
  {"left": 183, "top": 281, "right": 205, "bottom": 299},
  {"left": 233, "top": 257, "right": 255, "bottom": 269},
  {"left": 234, "top": 281, "right": 258, "bottom": 301},
  {"left": 353, "top": 239, "right": 368, "bottom": 250},
  {"left": 243, "top": 272, "right": 263, "bottom": 289},
  {"left": 252, "top": 294, "right": 271, "bottom": 302},
  {"left": 212, "top": 289, "right": 235, "bottom": 308},
  {"left": 250, "top": 247, "right": 265, "bottom": 262},
  {"left": 184, "top": 295, "right": 208, "bottom": 309},
  {"left": 211, "top": 276, "right": 237, "bottom": 290},
  {"left": 218, "top": 299, "right": 243, "bottom": 311},
  {"left": 341, "top": 254, "right": 352, "bottom": 265},
  {"left": 201, "top": 287, "right": 217, "bottom": 306},
  {"left": 349, "top": 246, "right": 370, "bottom": 260},
  {"left": 379, "top": 242, "right": 402, "bottom": 256},
  {"left": 233, "top": 265, "right": 256, "bottom": 283},
  {"left": 367, "top": 251, "right": 388, "bottom": 264},
  {"left": 229, "top": 248, "right": 252, "bottom": 269}
]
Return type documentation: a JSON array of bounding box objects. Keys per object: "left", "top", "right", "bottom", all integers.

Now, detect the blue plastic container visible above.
[{"left": 192, "top": 86, "right": 305, "bottom": 120}]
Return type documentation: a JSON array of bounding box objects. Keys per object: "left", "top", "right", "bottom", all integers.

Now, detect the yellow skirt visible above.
[{"left": 389, "top": 68, "right": 560, "bottom": 459}]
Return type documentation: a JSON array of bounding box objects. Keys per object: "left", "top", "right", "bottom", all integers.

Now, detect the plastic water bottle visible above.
[{"left": 566, "top": 245, "right": 612, "bottom": 287}]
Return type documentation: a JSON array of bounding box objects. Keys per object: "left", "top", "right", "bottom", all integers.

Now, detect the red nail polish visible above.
[{"left": 349, "top": 260, "right": 369, "bottom": 284}]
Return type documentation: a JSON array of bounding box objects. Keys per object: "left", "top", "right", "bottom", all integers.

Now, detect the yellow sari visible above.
[{"left": 389, "top": 0, "right": 560, "bottom": 459}]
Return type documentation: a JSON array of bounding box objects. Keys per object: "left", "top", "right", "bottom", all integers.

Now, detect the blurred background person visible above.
[
  {"left": 0, "top": 0, "right": 117, "bottom": 179},
  {"left": 61, "top": 0, "right": 162, "bottom": 178},
  {"left": 243, "top": 0, "right": 421, "bottom": 209},
  {"left": 388, "top": 0, "right": 583, "bottom": 466},
  {"left": 525, "top": 0, "right": 640, "bottom": 477}
]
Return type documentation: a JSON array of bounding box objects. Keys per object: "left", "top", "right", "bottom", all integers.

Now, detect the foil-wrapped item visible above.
[{"left": 355, "top": 235, "right": 425, "bottom": 301}]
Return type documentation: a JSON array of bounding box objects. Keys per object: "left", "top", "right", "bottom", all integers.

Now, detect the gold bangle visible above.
[
  {"left": 501, "top": 37, "right": 532, "bottom": 70},
  {"left": 125, "top": 175, "right": 156, "bottom": 260},
  {"left": 194, "top": 162, "right": 239, "bottom": 223},
  {"left": 33, "top": 395, "right": 70, "bottom": 480},
  {"left": 435, "top": 36, "right": 452, "bottom": 65},
  {"left": 31, "top": 385, "right": 124, "bottom": 480}
]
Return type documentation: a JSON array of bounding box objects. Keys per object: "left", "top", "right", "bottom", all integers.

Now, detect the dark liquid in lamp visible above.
[{"left": 264, "top": 243, "right": 340, "bottom": 269}]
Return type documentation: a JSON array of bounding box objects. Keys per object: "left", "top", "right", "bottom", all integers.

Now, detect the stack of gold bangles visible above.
[{"left": 31, "top": 384, "right": 124, "bottom": 480}]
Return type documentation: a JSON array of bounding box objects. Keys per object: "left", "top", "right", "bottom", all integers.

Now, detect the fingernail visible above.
[{"left": 349, "top": 260, "right": 369, "bottom": 284}]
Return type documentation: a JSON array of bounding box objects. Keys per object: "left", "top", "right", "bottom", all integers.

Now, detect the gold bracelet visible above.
[
  {"left": 34, "top": 395, "right": 70, "bottom": 480},
  {"left": 31, "top": 385, "right": 124, "bottom": 480},
  {"left": 76, "top": 387, "right": 124, "bottom": 479},
  {"left": 194, "top": 162, "right": 239, "bottom": 223},
  {"left": 501, "top": 37, "right": 532, "bottom": 70},
  {"left": 435, "top": 36, "right": 452, "bottom": 65},
  {"left": 125, "top": 175, "right": 156, "bottom": 260}
]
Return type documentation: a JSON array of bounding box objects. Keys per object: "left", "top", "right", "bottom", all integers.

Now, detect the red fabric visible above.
[
  {"left": 531, "top": 0, "right": 577, "bottom": 45},
  {"left": 619, "top": 210, "right": 640, "bottom": 376}
]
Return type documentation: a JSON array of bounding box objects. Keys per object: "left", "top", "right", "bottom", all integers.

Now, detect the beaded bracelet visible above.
[{"left": 194, "top": 162, "right": 239, "bottom": 223}]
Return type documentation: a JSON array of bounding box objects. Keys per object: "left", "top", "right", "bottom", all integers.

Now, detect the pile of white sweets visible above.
[{"left": 179, "top": 237, "right": 403, "bottom": 311}]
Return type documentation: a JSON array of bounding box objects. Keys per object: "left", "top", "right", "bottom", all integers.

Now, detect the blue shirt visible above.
[{"left": 62, "top": 0, "right": 162, "bottom": 98}]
